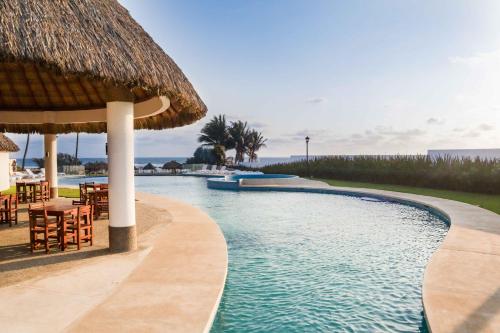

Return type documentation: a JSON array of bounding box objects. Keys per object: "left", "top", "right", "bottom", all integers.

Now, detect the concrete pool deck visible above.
[
  {"left": 236, "top": 178, "right": 500, "bottom": 333},
  {"left": 0, "top": 192, "right": 228, "bottom": 333},
  {"left": 1, "top": 178, "right": 498, "bottom": 332}
]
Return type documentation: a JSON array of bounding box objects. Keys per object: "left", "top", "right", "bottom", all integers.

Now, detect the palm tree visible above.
[
  {"left": 198, "top": 115, "right": 232, "bottom": 165},
  {"left": 21, "top": 133, "right": 30, "bottom": 170},
  {"left": 229, "top": 121, "right": 249, "bottom": 164},
  {"left": 75, "top": 132, "right": 79, "bottom": 162},
  {"left": 246, "top": 130, "right": 267, "bottom": 162}
]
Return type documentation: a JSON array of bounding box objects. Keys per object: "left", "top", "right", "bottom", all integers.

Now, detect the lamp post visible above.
[{"left": 305, "top": 136, "right": 310, "bottom": 178}]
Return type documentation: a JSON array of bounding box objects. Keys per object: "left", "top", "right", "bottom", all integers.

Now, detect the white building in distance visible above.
[
  {"left": 0, "top": 134, "right": 19, "bottom": 191},
  {"left": 428, "top": 149, "right": 500, "bottom": 160}
]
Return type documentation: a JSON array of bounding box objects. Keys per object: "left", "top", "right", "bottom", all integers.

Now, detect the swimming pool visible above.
[{"left": 60, "top": 176, "right": 448, "bottom": 332}]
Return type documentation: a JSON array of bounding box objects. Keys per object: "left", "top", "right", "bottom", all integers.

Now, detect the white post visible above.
[
  {"left": 107, "top": 100, "right": 137, "bottom": 252},
  {"left": 44, "top": 134, "right": 58, "bottom": 198}
]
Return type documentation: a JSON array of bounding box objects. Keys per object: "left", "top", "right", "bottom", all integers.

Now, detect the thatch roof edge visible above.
[{"left": 0, "top": 133, "right": 19, "bottom": 152}]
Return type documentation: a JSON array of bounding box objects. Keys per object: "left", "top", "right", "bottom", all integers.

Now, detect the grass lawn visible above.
[
  {"left": 321, "top": 178, "right": 500, "bottom": 215},
  {"left": 1, "top": 186, "right": 79, "bottom": 198}
]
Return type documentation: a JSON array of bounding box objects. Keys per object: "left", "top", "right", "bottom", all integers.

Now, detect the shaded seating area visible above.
[
  {"left": 28, "top": 202, "right": 95, "bottom": 254},
  {"left": 0, "top": 0, "right": 207, "bottom": 257},
  {"left": 0, "top": 194, "right": 18, "bottom": 227},
  {"left": 73, "top": 183, "right": 109, "bottom": 219},
  {"left": 0, "top": 183, "right": 107, "bottom": 255},
  {"left": 15, "top": 180, "right": 50, "bottom": 204}
]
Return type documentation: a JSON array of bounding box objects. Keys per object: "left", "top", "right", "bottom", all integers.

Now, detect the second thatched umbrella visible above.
[{"left": 162, "top": 160, "right": 183, "bottom": 174}]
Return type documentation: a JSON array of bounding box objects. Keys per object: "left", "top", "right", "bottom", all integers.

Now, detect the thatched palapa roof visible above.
[
  {"left": 0, "top": 133, "right": 19, "bottom": 152},
  {"left": 143, "top": 162, "right": 156, "bottom": 170},
  {"left": 162, "top": 161, "right": 183, "bottom": 169},
  {"left": 0, "top": 0, "right": 207, "bottom": 134}
]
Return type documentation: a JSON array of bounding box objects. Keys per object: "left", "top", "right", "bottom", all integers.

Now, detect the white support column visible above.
[
  {"left": 44, "top": 134, "right": 58, "bottom": 198},
  {"left": 107, "top": 100, "right": 137, "bottom": 252}
]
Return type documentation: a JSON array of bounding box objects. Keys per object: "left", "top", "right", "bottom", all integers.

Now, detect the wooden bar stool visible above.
[
  {"left": 35, "top": 181, "right": 50, "bottom": 202},
  {"left": 16, "top": 182, "right": 29, "bottom": 203},
  {"left": 0, "top": 195, "right": 9, "bottom": 225},
  {"left": 65, "top": 205, "right": 94, "bottom": 250},
  {"left": 0, "top": 194, "right": 18, "bottom": 227},
  {"left": 60, "top": 207, "right": 78, "bottom": 251},
  {"left": 28, "top": 203, "right": 60, "bottom": 254},
  {"left": 7, "top": 194, "right": 19, "bottom": 226}
]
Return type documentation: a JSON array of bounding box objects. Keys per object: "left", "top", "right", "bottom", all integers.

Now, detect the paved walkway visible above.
[{"left": 0, "top": 192, "right": 228, "bottom": 333}]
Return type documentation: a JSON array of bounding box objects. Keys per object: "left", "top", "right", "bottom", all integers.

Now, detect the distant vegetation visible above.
[
  {"left": 32, "top": 153, "right": 81, "bottom": 170},
  {"left": 262, "top": 155, "right": 500, "bottom": 194},
  {"left": 186, "top": 147, "right": 217, "bottom": 165},
  {"left": 84, "top": 161, "right": 107, "bottom": 174},
  {"left": 187, "top": 114, "right": 267, "bottom": 165}
]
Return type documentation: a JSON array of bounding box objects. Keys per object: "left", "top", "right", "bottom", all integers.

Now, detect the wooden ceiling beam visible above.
[
  {"left": 19, "top": 63, "right": 39, "bottom": 107},
  {"left": 2, "top": 64, "right": 22, "bottom": 106},
  {"left": 44, "top": 69, "right": 67, "bottom": 107},
  {"left": 31, "top": 63, "right": 54, "bottom": 106},
  {"left": 61, "top": 75, "right": 80, "bottom": 106},
  {"left": 75, "top": 76, "right": 94, "bottom": 106}
]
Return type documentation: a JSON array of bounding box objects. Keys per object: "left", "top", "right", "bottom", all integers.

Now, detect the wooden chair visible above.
[
  {"left": 84, "top": 182, "right": 95, "bottom": 194},
  {"left": 60, "top": 207, "right": 78, "bottom": 251},
  {"left": 0, "top": 195, "right": 9, "bottom": 225},
  {"left": 16, "top": 182, "right": 29, "bottom": 203},
  {"left": 0, "top": 194, "right": 18, "bottom": 227},
  {"left": 64, "top": 205, "right": 93, "bottom": 250},
  {"left": 73, "top": 183, "right": 88, "bottom": 205},
  {"left": 93, "top": 190, "right": 109, "bottom": 219},
  {"left": 34, "top": 181, "right": 50, "bottom": 202},
  {"left": 28, "top": 203, "right": 60, "bottom": 254}
]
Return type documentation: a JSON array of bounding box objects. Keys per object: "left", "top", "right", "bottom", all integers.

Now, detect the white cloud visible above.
[
  {"left": 426, "top": 118, "right": 445, "bottom": 125},
  {"left": 449, "top": 49, "right": 500, "bottom": 67},
  {"left": 478, "top": 123, "right": 494, "bottom": 131},
  {"left": 305, "top": 97, "right": 327, "bottom": 104}
]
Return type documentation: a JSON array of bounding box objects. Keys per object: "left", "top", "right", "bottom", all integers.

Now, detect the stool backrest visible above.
[
  {"left": 79, "top": 183, "right": 87, "bottom": 201},
  {"left": 28, "top": 203, "right": 48, "bottom": 225},
  {"left": 77, "top": 205, "right": 93, "bottom": 225},
  {"left": 8, "top": 194, "right": 17, "bottom": 209},
  {"left": 0, "top": 195, "right": 8, "bottom": 206},
  {"left": 16, "top": 182, "right": 27, "bottom": 192}
]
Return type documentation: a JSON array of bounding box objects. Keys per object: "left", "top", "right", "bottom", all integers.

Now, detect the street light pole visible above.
[{"left": 305, "top": 136, "right": 310, "bottom": 178}]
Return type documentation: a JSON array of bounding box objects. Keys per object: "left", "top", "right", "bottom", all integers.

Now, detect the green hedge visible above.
[{"left": 261, "top": 155, "right": 500, "bottom": 194}]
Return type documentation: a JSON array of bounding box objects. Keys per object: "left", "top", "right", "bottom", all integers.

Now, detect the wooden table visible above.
[
  {"left": 17, "top": 180, "right": 44, "bottom": 203},
  {"left": 31, "top": 203, "right": 78, "bottom": 251},
  {"left": 87, "top": 190, "right": 108, "bottom": 218}
]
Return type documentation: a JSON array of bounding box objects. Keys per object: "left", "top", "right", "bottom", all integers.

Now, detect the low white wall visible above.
[{"left": 0, "top": 152, "right": 9, "bottom": 191}]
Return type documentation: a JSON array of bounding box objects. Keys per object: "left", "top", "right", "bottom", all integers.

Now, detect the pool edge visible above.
[
  {"left": 232, "top": 180, "right": 500, "bottom": 333},
  {"left": 68, "top": 191, "right": 229, "bottom": 333}
]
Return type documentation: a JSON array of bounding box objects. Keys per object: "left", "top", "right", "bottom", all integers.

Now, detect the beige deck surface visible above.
[
  {"left": 0, "top": 192, "right": 228, "bottom": 333},
  {"left": 0, "top": 198, "right": 169, "bottom": 287},
  {"left": 243, "top": 179, "right": 500, "bottom": 333}
]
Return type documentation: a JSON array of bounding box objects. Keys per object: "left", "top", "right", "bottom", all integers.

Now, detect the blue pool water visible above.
[{"left": 60, "top": 176, "right": 448, "bottom": 333}]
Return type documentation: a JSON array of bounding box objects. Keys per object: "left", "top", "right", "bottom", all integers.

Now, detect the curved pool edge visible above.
[
  {"left": 234, "top": 179, "right": 500, "bottom": 333},
  {"left": 69, "top": 192, "right": 228, "bottom": 333}
]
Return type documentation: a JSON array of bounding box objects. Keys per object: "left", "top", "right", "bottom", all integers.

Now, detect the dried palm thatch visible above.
[
  {"left": 0, "top": 0, "right": 207, "bottom": 134},
  {"left": 0, "top": 133, "right": 19, "bottom": 152},
  {"left": 162, "top": 160, "right": 182, "bottom": 169}
]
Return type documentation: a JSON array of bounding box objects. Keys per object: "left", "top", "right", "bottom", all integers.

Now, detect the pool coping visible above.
[
  {"left": 233, "top": 181, "right": 500, "bottom": 333},
  {"left": 68, "top": 192, "right": 228, "bottom": 333}
]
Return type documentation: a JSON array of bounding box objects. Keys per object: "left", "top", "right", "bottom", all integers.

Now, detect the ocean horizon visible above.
[
  {"left": 16, "top": 149, "right": 500, "bottom": 169},
  {"left": 15, "top": 156, "right": 302, "bottom": 169}
]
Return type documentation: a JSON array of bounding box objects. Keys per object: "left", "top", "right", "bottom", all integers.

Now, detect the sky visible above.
[{"left": 8, "top": 0, "right": 500, "bottom": 158}]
